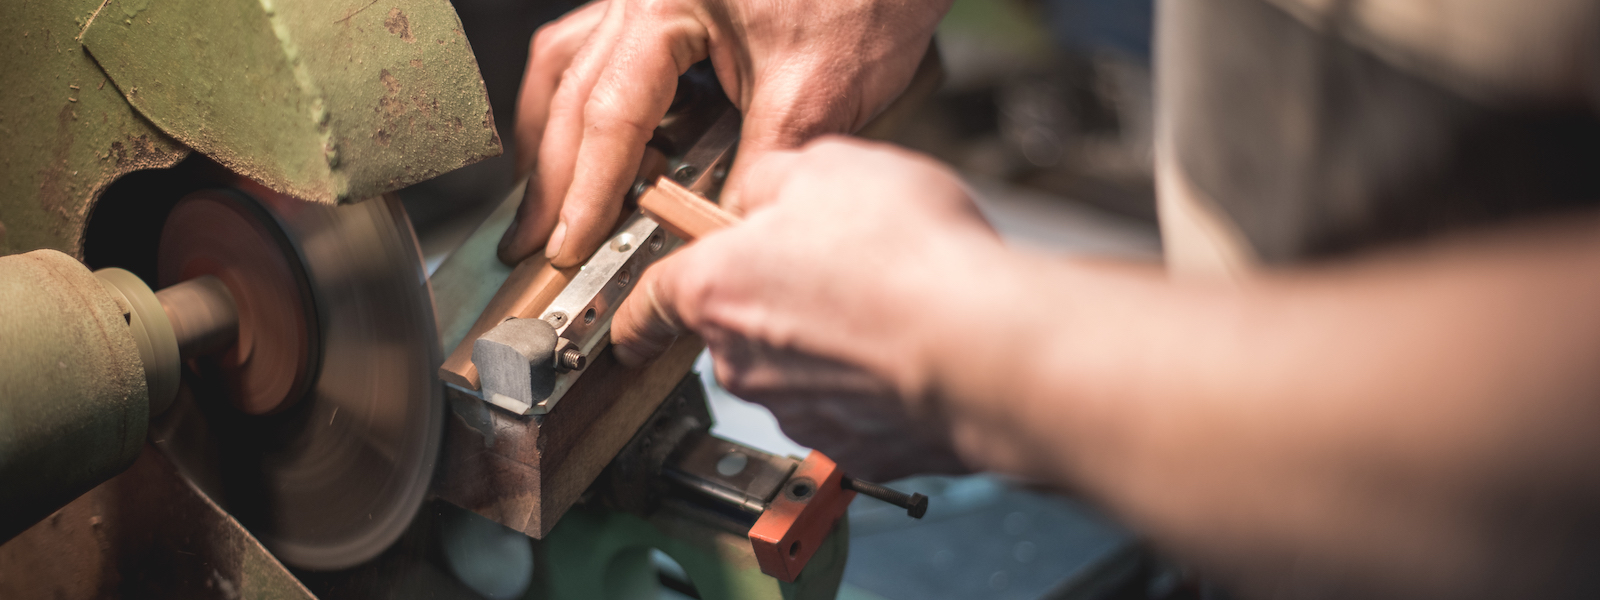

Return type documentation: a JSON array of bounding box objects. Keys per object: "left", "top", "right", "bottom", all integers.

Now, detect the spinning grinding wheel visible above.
[{"left": 152, "top": 182, "right": 443, "bottom": 571}]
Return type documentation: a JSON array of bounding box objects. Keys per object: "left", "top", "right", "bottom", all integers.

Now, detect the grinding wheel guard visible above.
[{"left": 749, "top": 451, "right": 856, "bottom": 582}]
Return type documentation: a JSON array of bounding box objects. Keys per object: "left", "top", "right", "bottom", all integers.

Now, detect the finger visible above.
[
  {"left": 548, "top": 11, "right": 709, "bottom": 267},
  {"left": 499, "top": 4, "right": 608, "bottom": 264},
  {"left": 612, "top": 242, "right": 705, "bottom": 367},
  {"left": 499, "top": 1, "right": 630, "bottom": 263},
  {"left": 512, "top": 1, "right": 608, "bottom": 179}
]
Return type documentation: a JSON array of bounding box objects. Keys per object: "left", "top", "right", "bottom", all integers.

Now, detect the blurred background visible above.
[{"left": 400, "top": 1, "right": 1227, "bottom": 599}]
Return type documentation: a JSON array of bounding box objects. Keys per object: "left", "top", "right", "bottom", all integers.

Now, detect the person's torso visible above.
[{"left": 1155, "top": 0, "right": 1600, "bottom": 274}]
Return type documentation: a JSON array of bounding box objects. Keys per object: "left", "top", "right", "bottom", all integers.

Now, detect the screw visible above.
[
  {"left": 611, "top": 232, "right": 636, "bottom": 253},
  {"left": 558, "top": 347, "right": 586, "bottom": 371},
  {"left": 673, "top": 164, "right": 698, "bottom": 183},
  {"left": 545, "top": 311, "right": 568, "bottom": 329},
  {"left": 841, "top": 476, "right": 928, "bottom": 519},
  {"left": 628, "top": 180, "right": 650, "bottom": 202}
]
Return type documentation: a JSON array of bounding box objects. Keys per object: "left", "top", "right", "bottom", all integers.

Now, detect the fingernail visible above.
[{"left": 545, "top": 221, "right": 567, "bottom": 260}]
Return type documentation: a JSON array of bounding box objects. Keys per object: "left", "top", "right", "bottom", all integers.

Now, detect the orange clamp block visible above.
[{"left": 748, "top": 451, "right": 856, "bottom": 582}]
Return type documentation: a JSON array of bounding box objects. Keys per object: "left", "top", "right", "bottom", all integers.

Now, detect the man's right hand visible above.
[
  {"left": 611, "top": 137, "right": 1002, "bottom": 480},
  {"left": 497, "top": 0, "right": 953, "bottom": 268}
]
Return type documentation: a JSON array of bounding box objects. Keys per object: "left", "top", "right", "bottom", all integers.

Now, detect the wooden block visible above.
[{"left": 434, "top": 334, "right": 705, "bottom": 538}]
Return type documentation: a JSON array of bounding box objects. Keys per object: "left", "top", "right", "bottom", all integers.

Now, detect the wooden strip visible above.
[
  {"left": 438, "top": 256, "right": 576, "bottom": 390},
  {"left": 638, "top": 177, "right": 738, "bottom": 242}
]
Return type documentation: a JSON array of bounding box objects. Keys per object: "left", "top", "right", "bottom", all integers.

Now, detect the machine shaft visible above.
[{"left": 156, "top": 275, "right": 239, "bottom": 359}]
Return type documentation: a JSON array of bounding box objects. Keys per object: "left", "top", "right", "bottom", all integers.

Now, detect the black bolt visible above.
[
  {"left": 673, "top": 164, "right": 698, "bottom": 183},
  {"left": 841, "top": 476, "right": 928, "bottom": 519}
]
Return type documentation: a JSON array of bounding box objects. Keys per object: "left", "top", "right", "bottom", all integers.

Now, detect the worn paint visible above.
[
  {"left": 80, "top": 0, "right": 502, "bottom": 205},
  {"left": 0, "top": 250, "right": 147, "bottom": 543},
  {"left": 0, "top": 0, "right": 187, "bottom": 257},
  {"left": 0, "top": 448, "right": 317, "bottom": 599}
]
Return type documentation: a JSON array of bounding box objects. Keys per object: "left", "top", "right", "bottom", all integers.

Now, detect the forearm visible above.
[{"left": 923, "top": 214, "right": 1600, "bottom": 597}]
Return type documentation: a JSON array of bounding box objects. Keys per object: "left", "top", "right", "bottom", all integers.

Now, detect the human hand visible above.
[
  {"left": 497, "top": 0, "right": 952, "bottom": 268},
  {"left": 611, "top": 137, "right": 1001, "bottom": 480}
]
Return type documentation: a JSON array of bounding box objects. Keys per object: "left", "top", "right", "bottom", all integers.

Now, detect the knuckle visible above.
[
  {"left": 631, "top": 0, "right": 680, "bottom": 20},
  {"left": 529, "top": 17, "right": 578, "bottom": 57},
  {"left": 583, "top": 91, "right": 657, "bottom": 136},
  {"left": 529, "top": 23, "right": 557, "bottom": 55}
]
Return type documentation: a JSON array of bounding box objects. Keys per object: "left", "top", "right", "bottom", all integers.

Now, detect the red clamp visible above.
[{"left": 747, "top": 451, "right": 856, "bottom": 582}]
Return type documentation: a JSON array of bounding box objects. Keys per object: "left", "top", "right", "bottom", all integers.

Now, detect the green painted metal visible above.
[
  {"left": 80, "top": 0, "right": 502, "bottom": 205},
  {"left": 0, "top": 250, "right": 149, "bottom": 543},
  {"left": 0, "top": 0, "right": 189, "bottom": 257},
  {"left": 540, "top": 504, "right": 849, "bottom": 600}
]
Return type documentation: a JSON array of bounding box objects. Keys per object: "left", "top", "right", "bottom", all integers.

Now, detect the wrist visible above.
[
  {"left": 914, "top": 248, "right": 1147, "bottom": 481},
  {"left": 905, "top": 237, "right": 1046, "bottom": 464}
]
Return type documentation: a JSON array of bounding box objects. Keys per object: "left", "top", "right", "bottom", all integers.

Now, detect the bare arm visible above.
[
  {"left": 614, "top": 137, "right": 1600, "bottom": 598},
  {"left": 946, "top": 219, "right": 1600, "bottom": 599}
]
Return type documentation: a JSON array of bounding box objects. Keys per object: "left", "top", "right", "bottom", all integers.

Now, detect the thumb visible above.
[{"left": 612, "top": 246, "right": 699, "bottom": 367}]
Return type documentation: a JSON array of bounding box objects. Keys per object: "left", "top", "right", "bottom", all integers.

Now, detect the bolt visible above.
[
  {"left": 545, "top": 311, "right": 568, "bottom": 329},
  {"left": 628, "top": 180, "right": 650, "bottom": 202},
  {"left": 673, "top": 164, "right": 698, "bottom": 183},
  {"left": 558, "top": 347, "right": 586, "bottom": 371},
  {"left": 841, "top": 476, "right": 928, "bottom": 519}
]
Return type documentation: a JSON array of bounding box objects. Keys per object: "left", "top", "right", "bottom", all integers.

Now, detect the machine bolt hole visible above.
[
  {"left": 611, "top": 232, "right": 636, "bottom": 253},
  {"left": 716, "top": 451, "right": 748, "bottom": 477},
  {"left": 545, "top": 312, "right": 568, "bottom": 328},
  {"left": 583, "top": 307, "right": 596, "bottom": 324},
  {"left": 788, "top": 540, "right": 802, "bottom": 557},
  {"left": 787, "top": 479, "right": 814, "bottom": 501}
]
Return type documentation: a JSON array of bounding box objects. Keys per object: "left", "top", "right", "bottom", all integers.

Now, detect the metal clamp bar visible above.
[{"left": 475, "top": 210, "right": 680, "bottom": 415}]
